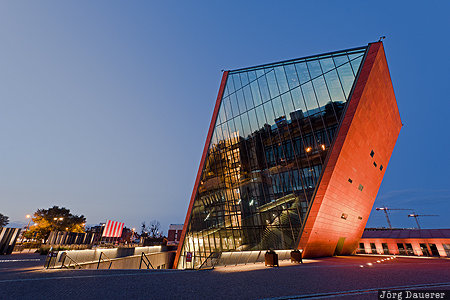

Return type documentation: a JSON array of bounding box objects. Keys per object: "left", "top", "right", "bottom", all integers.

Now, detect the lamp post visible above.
[
  {"left": 21, "top": 214, "right": 32, "bottom": 243},
  {"left": 25, "top": 215, "right": 32, "bottom": 230}
]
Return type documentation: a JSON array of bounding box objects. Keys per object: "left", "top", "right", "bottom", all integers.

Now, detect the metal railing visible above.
[
  {"left": 97, "top": 252, "right": 113, "bottom": 269},
  {"left": 61, "top": 253, "right": 83, "bottom": 269},
  {"left": 139, "top": 252, "right": 154, "bottom": 269},
  {"left": 198, "top": 252, "right": 221, "bottom": 270}
]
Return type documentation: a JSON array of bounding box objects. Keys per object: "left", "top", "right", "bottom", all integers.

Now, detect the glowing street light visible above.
[{"left": 21, "top": 214, "right": 33, "bottom": 243}]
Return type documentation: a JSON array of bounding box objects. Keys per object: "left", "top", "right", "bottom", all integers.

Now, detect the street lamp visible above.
[
  {"left": 21, "top": 214, "right": 32, "bottom": 243},
  {"left": 25, "top": 215, "right": 32, "bottom": 229}
]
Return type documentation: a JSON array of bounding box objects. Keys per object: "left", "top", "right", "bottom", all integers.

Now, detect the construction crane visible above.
[
  {"left": 408, "top": 213, "right": 439, "bottom": 229},
  {"left": 375, "top": 207, "right": 413, "bottom": 229}
]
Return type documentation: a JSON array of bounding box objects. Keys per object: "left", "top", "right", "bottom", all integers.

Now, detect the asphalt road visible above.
[{"left": 0, "top": 253, "right": 449, "bottom": 299}]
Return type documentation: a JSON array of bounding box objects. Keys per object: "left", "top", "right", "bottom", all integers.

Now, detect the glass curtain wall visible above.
[{"left": 179, "top": 46, "right": 368, "bottom": 268}]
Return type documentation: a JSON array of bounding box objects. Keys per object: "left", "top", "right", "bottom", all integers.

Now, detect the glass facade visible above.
[{"left": 178, "top": 46, "right": 368, "bottom": 269}]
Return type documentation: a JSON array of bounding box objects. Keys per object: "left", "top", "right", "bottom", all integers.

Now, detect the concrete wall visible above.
[
  {"left": 51, "top": 246, "right": 164, "bottom": 268},
  {"left": 82, "top": 251, "right": 176, "bottom": 270},
  {"left": 217, "top": 250, "right": 292, "bottom": 267}
]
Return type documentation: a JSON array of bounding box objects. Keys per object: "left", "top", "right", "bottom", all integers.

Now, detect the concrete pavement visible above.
[{"left": 0, "top": 254, "right": 449, "bottom": 299}]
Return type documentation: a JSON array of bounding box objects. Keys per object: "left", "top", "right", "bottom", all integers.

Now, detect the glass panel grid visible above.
[{"left": 179, "top": 46, "right": 368, "bottom": 268}]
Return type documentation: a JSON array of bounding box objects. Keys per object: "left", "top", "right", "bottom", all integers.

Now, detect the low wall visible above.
[
  {"left": 49, "top": 246, "right": 164, "bottom": 268},
  {"left": 178, "top": 249, "right": 293, "bottom": 269},
  {"left": 82, "top": 251, "right": 176, "bottom": 270},
  {"left": 217, "top": 250, "right": 292, "bottom": 266}
]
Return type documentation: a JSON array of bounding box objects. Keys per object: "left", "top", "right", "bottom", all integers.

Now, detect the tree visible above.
[
  {"left": 148, "top": 220, "right": 161, "bottom": 238},
  {"left": 24, "top": 206, "right": 86, "bottom": 242},
  {"left": 140, "top": 220, "right": 162, "bottom": 238},
  {"left": 0, "top": 213, "right": 9, "bottom": 227},
  {"left": 140, "top": 222, "right": 147, "bottom": 235}
]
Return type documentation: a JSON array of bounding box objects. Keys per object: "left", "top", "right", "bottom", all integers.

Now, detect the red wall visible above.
[{"left": 298, "top": 42, "right": 402, "bottom": 258}]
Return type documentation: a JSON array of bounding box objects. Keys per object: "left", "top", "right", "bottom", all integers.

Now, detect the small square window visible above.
[
  {"left": 373, "top": 162, "right": 377, "bottom": 167},
  {"left": 380, "top": 165, "right": 383, "bottom": 171},
  {"left": 358, "top": 184, "right": 364, "bottom": 191},
  {"left": 348, "top": 178, "right": 353, "bottom": 183},
  {"left": 370, "top": 150, "right": 374, "bottom": 157}
]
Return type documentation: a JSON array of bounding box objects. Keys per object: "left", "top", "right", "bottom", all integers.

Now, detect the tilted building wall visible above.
[
  {"left": 174, "top": 41, "right": 401, "bottom": 268},
  {"left": 298, "top": 42, "right": 402, "bottom": 257}
]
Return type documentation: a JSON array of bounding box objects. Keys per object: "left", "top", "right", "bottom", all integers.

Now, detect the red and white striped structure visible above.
[{"left": 102, "top": 220, "right": 124, "bottom": 238}]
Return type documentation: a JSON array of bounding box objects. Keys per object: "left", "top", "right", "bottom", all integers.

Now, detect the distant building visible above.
[
  {"left": 358, "top": 228, "right": 450, "bottom": 257},
  {"left": 167, "top": 224, "right": 183, "bottom": 246},
  {"left": 174, "top": 41, "right": 402, "bottom": 269}
]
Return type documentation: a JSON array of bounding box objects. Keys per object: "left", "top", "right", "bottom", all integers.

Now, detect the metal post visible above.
[
  {"left": 413, "top": 216, "right": 421, "bottom": 229},
  {"left": 60, "top": 255, "right": 66, "bottom": 269},
  {"left": 383, "top": 210, "right": 392, "bottom": 229},
  {"left": 97, "top": 252, "right": 103, "bottom": 269}
]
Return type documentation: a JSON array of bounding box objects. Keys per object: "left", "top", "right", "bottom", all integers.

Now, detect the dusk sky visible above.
[{"left": 1, "top": 1, "right": 449, "bottom": 232}]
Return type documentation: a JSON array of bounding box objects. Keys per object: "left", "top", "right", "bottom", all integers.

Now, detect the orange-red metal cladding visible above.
[
  {"left": 297, "top": 42, "right": 402, "bottom": 258},
  {"left": 173, "top": 71, "right": 229, "bottom": 268}
]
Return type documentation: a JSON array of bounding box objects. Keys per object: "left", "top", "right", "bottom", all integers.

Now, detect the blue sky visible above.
[{"left": 1, "top": 1, "right": 449, "bottom": 231}]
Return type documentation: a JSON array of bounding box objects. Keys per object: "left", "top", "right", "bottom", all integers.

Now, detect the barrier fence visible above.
[{"left": 46, "top": 231, "right": 102, "bottom": 245}]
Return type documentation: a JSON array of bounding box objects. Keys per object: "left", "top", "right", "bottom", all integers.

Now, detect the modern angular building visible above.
[{"left": 174, "top": 41, "right": 402, "bottom": 269}]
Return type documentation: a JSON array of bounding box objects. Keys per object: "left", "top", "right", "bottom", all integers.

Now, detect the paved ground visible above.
[{"left": 0, "top": 253, "right": 449, "bottom": 299}]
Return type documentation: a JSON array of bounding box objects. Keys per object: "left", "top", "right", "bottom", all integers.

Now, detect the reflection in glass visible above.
[
  {"left": 336, "top": 63, "right": 355, "bottom": 98},
  {"left": 178, "top": 46, "right": 368, "bottom": 269},
  {"left": 274, "top": 66, "right": 289, "bottom": 94},
  {"left": 307, "top": 60, "right": 322, "bottom": 78},
  {"left": 312, "top": 76, "right": 331, "bottom": 108},
  {"left": 266, "top": 70, "right": 279, "bottom": 98},
  {"left": 350, "top": 55, "right": 363, "bottom": 75},
  {"left": 295, "top": 62, "right": 310, "bottom": 84},
  {"left": 258, "top": 74, "right": 271, "bottom": 103},
  {"left": 284, "top": 64, "right": 299, "bottom": 89}
]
